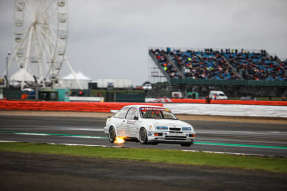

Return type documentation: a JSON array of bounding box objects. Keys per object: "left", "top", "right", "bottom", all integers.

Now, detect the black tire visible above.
[
  {"left": 180, "top": 142, "right": 192, "bottom": 147},
  {"left": 109, "top": 127, "right": 116, "bottom": 143},
  {"left": 139, "top": 128, "right": 148, "bottom": 144}
]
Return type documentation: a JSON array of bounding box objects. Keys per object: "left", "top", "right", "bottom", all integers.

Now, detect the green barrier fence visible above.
[{"left": 171, "top": 79, "right": 287, "bottom": 87}]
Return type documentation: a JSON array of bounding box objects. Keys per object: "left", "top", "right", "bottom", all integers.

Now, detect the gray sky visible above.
[{"left": 0, "top": 0, "right": 287, "bottom": 85}]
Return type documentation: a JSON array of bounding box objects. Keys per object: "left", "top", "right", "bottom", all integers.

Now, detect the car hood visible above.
[{"left": 142, "top": 119, "right": 194, "bottom": 131}]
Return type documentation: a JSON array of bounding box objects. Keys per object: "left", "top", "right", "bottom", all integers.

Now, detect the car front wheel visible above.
[
  {"left": 180, "top": 141, "right": 193, "bottom": 147},
  {"left": 139, "top": 128, "right": 148, "bottom": 144},
  {"left": 109, "top": 127, "right": 116, "bottom": 143}
]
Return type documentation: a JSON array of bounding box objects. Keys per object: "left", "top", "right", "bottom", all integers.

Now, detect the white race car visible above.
[{"left": 104, "top": 105, "right": 196, "bottom": 146}]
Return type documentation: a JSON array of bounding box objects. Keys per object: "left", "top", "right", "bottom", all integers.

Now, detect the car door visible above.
[
  {"left": 117, "top": 107, "right": 135, "bottom": 137},
  {"left": 125, "top": 107, "right": 139, "bottom": 138},
  {"left": 114, "top": 107, "right": 129, "bottom": 136}
]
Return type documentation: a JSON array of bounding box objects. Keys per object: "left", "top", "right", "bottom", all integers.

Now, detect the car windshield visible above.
[{"left": 140, "top": 107, "right": 177, "bottom": 120}]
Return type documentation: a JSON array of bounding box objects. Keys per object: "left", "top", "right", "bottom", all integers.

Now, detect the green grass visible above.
[{"left": 0, "top": 142, "right": 286, "bottom": 173}]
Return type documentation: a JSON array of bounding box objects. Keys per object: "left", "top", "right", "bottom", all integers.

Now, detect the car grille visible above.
[
  {"left": 169, "top": 127, "right": 181, "bottom": 131},
  {"left": 165, "top": 136, "right": 186, "bottom": 140}
]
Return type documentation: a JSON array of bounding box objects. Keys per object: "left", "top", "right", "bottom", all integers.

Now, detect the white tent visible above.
[
  {"left": 10, "top": 68, "right": 34, "bottom": 82},
  {"left": 94, "top": 79, "right": 132, "bottom": 88},
  {"left": 61, "top": 72, "right": 91, "bottom": 89},
  {"left": 9, "top": 68, "right": 35, "bottom": 88}
]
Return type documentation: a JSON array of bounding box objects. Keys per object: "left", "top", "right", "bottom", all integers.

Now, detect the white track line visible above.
[
  {"left": 14, "top": 133, "right": 49, "bottom": 136},
  {"left": 0, "top": 140, "right": 123, "bottom": 148},
  {"left": 182, "top": 149, "right": 266, "bottom": 157},
  {"left": 65, "top": 128, "right": 104, "bottom": 132}
]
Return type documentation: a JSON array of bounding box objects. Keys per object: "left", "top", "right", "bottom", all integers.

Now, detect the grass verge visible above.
[{"left": 0, "top": 142, "right": 286, "bottom": 173}]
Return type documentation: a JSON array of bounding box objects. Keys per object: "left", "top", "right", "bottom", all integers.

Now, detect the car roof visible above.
[
  {"left": 210, "top": 90, "right": 224, "bottom": 93},
  {"left": 124, "top": 105, "right": 164, "bottom": 109}
]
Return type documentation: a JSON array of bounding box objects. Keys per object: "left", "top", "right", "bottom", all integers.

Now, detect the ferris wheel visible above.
[{"left": 8, "top": 0, "right": 69, "bottom": 88}]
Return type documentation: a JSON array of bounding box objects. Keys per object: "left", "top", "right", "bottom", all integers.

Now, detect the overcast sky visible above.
[{"left": 0, "top": 0, "right": 287, "bottom": 85}]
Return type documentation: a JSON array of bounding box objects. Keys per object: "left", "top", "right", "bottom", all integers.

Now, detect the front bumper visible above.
[{"left": 147, "top": 131, "right": 195, "bottom": 143}]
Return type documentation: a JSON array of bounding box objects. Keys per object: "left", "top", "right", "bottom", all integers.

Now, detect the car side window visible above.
[
  {"left": 126, "top": 107, "right": 137, "bottom": 120},
  {"left": 114, "top": 107, "right": 129, "bottom": 119}
]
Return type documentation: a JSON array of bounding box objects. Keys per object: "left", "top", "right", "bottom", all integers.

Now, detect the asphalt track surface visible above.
[
  {"left": 0, "top": 114, "right": 287, "bottom": 157},
  {"left": 1, "top": 113, "right": 287, "bottom": 191}
]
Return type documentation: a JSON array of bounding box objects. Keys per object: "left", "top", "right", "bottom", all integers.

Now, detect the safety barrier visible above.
[
  {"left": 170, "top": 98, "right": 287, "bottom": 106},
  {"left": 170, "top": 99, "right": 206, "bottom": 104},
  {"left": 211, "top": 100, "right": 287, "bottom": 106},
  {"left": 0, "top": 100, "right": 286, "bottom": 113},
  {"left": 0, "top": 101, "right": 163, "bottom": 113}
]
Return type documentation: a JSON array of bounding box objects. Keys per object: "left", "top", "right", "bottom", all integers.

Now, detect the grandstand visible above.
[{"left": 149, "top": 48, "right": 287, "bottom": 98}]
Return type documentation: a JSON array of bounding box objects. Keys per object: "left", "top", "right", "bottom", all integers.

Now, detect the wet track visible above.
[{"left": 0, "top": 115, "right": 287, "bottom": 157}]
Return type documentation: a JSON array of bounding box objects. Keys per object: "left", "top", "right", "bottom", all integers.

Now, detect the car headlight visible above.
[
  {"left": 156, "top": 126, "right": 168, "bottom": 130},
  {"left": 182, "top": 127, "right": 192, "bottom": 131}
]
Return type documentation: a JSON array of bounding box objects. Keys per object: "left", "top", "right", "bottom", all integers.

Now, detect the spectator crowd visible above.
[{"left": 150, "top": 48, "right": 287, "bottom": 81}]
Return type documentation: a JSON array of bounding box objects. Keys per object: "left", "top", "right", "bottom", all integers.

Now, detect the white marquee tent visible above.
[
  {"left": 10, "top": 68, "right": 34, "bottom": 82},
  {"left": 9, "top": 68, "right": 34, "bottom": 88},
  {"left": 62, "top": 72, "right": 91, "bottom": 89}
]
